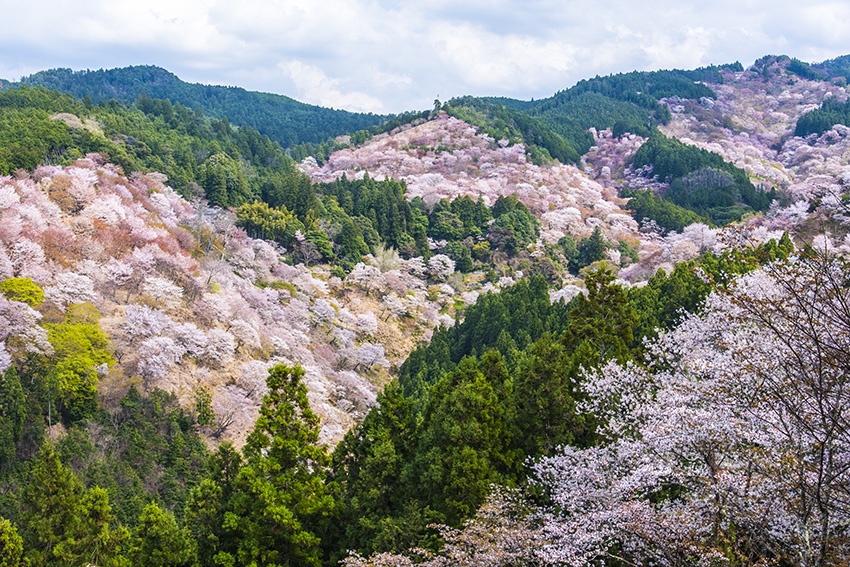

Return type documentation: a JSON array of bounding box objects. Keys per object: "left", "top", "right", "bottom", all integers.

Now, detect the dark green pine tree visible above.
[
  {"left": 208, "top": 364, "right": 335, "bottom": 567},
  {"left": 52, "top": 486, "right": 129, "bottom": 567},
  {"left": 0, "top": 366, "right": 25, "bottom": 470},
  {"left": 183, "top": 443, "right": 242, "bottom": 567},
  {"left": 573, "top": 226, "right": 607, "bottom": 272},
  {"left": 562, "top": 267, "right": 638, "bottom": 368},
  {"left": 0, "top": 517, "right": 24, "bottom": 567},
  {"left": 129, "top": 502, "right": 196, "bottom": 567},
  {"left": 20, "top": 444, "right": 85, "bottom": 567},
  {"left": 510, "top": 333, "right": 590, "bottom": 460},
  {"left": 21, "top": 445, "right": 129, "bottom": 567},
  {"left": 412, "top": 356, "right": 512, "bottom": 525},
  {"left": 328, "top": 381, "right": 423, "bottom": 559}
]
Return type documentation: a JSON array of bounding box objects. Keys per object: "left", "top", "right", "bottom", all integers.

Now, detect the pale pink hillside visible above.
[
  {"left": 307, "top": 113, "right": 780, "bottom": 280},
  {"left": 304, "top": 112, "right": 641, "bottom": 245},
  {"left": 581, "top": 59, "right": 850, "bottom": 250},
  {"left": 0, "top": 157, "right": 473, "bottom": 446},
  {"left": 658, "top": 60, "right": 850, "bottom": 238},
  {"left": 661, "top": 63, "right": 846, "bottom": 190}
]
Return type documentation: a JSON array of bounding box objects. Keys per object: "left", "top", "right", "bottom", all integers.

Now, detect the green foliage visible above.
[
  {"left": 413, "top": 356, "right": 513, "bottom": 524},
  {"left": 54, "top": 387, "right": 210, "bottom": 525},
  {"left": 186, "top": 364, "right": 334, "bottom": 567},
  {"left": 426, "top": 197, "right": 492, "bottom": 263},
  {"left": 19, "top": 444, "right": 129, "bottom": 567},
  {"left": 521, "top": 68, "right": 714, "bottom": 149},
  {"left": 199, "top": 152, "right": 252, "bottom": 207},
  {"left": 331, "top": 270, "right": 641, "bottom": 557},
  {"left": 289, "top": 110, "right": 432, "bottom": 164},
  {"left": 20, "top": 444, "right": 83, "bottom": 566},
  {"left": 319, "top": 174, "right": 427, "bottom": 258},
  {"left": 0, "top": 367, "right": 25, "bottom": 470},
  {"left": 618, "top": 239, "right": 640, "bottom": 265},
  {"left": 0, "top": 85, "right": 311, "bottom": 208},
  {"left": 16, "top": 65, "right": 384, "bottom": 147},
  {"left": 445, "top": 96, "right": 584, "bottom": 164},
  {"left": 488, "top": 195, "right": 540, "bottom": 255},
  {"left": 628, "top": 234, "right": 795, "bottom": 344},
  {"left": 0, "top": 278, "right": 44, "bottom": 307},
  {"left": 42, "top": 304, "right": 112, "bottom": 424},
  {"left": 129, "top": 502, "right": 196, "bottom": 567},
  {"left": 624, "top": 188, "right": 710, "bottom": 232},
  {"left": 399, "top": 276, "right": 559, "bottom": 397},
  {"left": 52, "top": 486, "right": 130, "bottom": 567},
  {"left": 510, "top": 333, "right": 587, "bottom": 459},
  {"left": 233, "top": 168, "right": 549, "bottom": 271},
  {"left": 787, "top": 58, "right": 826, "bottom": 81},
  {"left": 0, "top": 88, "right": 110, "bottom": 175},
  {"left": 795, "top": 95, "right": 850, "bottom": 137},
  {"left": 562, "top": 267, "right": 637, "bottom": 366},
  {"left": 329, "top": 382, "right": 425, "bottom": 558},
  {"left": 193, "top": 385, "right": 215, "bottom": 428},
  {"left": 633, "top": 130, "right": 775, "bottom": 224},
  {"left": 0, "top": 517, "right": 24, "bottom": 567},
  {"left": 572, "top": 227, "right": 608, "bottom": 272},
  {"left": 443, "top": 241, "right": 474, "bottom": 272},
  {"left": 675, "top": 62, "right": 743, "bottom": 84},
  {"left": 235, "top": 201, "right": 304, "bottom": 246},
  {"left": 811, "top": 54, "right": 850, "bottom": 84},
  {"left": 450, "top": 195, "right": 491, "bottom": 238}
]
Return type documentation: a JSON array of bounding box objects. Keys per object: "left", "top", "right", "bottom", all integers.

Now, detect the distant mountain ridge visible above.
[
  {"left": 441, "top": 65, "right": 738, "bottom": 166},
  {"left": 9, "top": 65, "right": 385, "bottom": 147}
]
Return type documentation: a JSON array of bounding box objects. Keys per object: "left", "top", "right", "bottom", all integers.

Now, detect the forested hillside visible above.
[
  {"left": 441, "top": 66, "right": 736, "bottom": 166},
  {"left": 10, "top": 66, "right": 385, "bottom": 146},
  {"left": 0, "top": 85, "right": 305, "bottom": 208},
  {"left": 4, "top": 52, "right": 850, "bottom": 567}
]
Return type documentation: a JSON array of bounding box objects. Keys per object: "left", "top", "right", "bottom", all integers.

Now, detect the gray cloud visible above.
[{"left": 1, "top": 0, "right": 848, "bottom": 113}]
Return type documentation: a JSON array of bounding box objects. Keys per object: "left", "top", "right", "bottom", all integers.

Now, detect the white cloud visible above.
[
  {"left": 281, "top": 60, "right": 385, "bottom": 113},
  {"left": 0, "top": 0, "right": 849, "bottom": 112},
  {"left": 430, "top": 22, "right": 577, "bottom": 90}
]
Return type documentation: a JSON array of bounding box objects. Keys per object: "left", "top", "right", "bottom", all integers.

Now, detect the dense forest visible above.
[
  {"left": 795, "top": 95, "right": 850, "bottom": 137},
  {"left": 10, "top": 66, "right": 385, "bottom": 147},
  {"left": 0, "top": 85, "right": 304, "bottom": 208},
  {"left": 0, "top": 85, "right": 628, "bottom": 281},
  {"left": 443, "top": 66, "right": 738, "bottom": 167},
  {"left": 631, "top": 129, "right": 776, "bottom": 226},
  {"left": 0, "top": 235, "right": 796, "bottom": 567},
  {"left": 5, "top": 54, "right": 850, "bottom": 566},
  {"left": 239, "top": 175, "right": 543, "bottom": 273}
]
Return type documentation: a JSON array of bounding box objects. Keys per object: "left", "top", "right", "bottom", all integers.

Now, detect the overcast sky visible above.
[{"left": 1, "top": 0, "right": 848, "bottom": 114}]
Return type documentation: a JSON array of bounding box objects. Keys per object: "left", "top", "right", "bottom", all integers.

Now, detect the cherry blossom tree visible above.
[
  {"left": 0, "top": 342, "right": 11, "bottom": 374},
  {"left": 141, "top": 276, "right": 184, "bottom": 310},
  {"left": 123, "top": 305, "right": 171, "bottom": 344},
  {"left": 200, "top": 329, "right": 236, "bottom": 368},
  {"left": 342, "top": 489, "right": 544, "bottom": 567},
  {"left": 0, "top": 296, "right": 52, "bottom": 359},
  {"left": 353, "top": 343, "right": 390, "bottom": 370},
  {"left": 310, "top": 299, "right": 337, "bottom": 325},
  {"left": 228, "top": 319, "right": 261, "bottom": 351},
  {"left": 137, "top": 336, "right": 186, "bottom": 385},
  {"left": 347, "top": 263, "right": 384, "bottom": 295},
  {"left": 428, "top": 254, "right": 455, "bottom": 282},
  {"left": 9, "top": 239, "right": 46, "bottom": 278},
  {"left": 533, "top": 251, "right": 850, "bottom": 566},
  {"left": 172, "top": 322, "right": 208, "bottom": 358},
  {"left": 355, "top": 312, "right": 379, "bottom": 336},
  {"left": 101, "top": 258, "right": 134, "bottom": 300}
]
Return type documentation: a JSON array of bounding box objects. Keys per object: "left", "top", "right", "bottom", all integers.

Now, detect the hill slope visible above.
[{"left": 10, "top": 65, "right": 385, "bottom": 146}]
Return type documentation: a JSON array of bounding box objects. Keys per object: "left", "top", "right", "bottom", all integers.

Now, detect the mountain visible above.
[
  {"left": 3, "top": 53, "right": 850, "bottom": 565},
  {"left": 439, "top": 65, "right": 739, "bottom": 167},
  {"left": 10, "top": 65, "right": 385, "bottom": 147}
]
